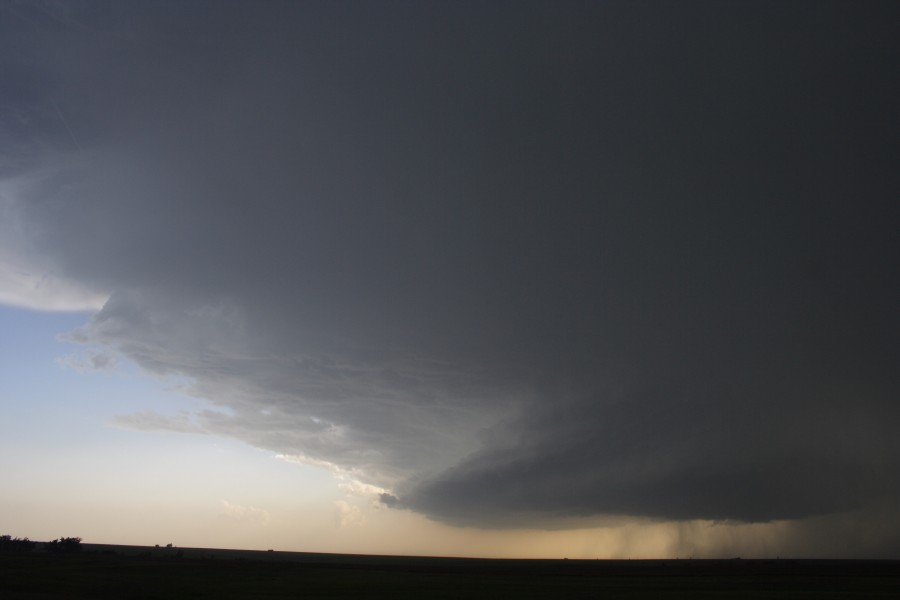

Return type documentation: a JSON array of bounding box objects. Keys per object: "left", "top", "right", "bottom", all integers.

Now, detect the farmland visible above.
[{"left": 2, "top": 544, "right": 898, "bottom": 599}]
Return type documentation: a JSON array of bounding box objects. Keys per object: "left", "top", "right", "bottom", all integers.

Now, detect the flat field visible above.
[{"left": 2, "top": 545, "right": 898, "bottom": 599}]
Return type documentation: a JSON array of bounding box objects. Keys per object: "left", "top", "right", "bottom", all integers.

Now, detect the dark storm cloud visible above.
[
  {"left": 401, "top": 381, "right": 900, "bottom": 525},
  {"left": 2, "top": 0, "right": 898, "bottom": 536}
]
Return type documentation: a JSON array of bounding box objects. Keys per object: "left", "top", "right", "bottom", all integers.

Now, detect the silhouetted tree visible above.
[
  {"left": 44, "top": 537, "right": 82, "bottom": 553},
  {"left": 0, "top": 535, "right": 36, "bottom": 553}
]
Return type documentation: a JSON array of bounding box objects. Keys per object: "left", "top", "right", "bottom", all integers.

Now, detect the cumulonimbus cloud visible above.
[{"left": 2, "top": 1, "right": 898, "bottom": 540}]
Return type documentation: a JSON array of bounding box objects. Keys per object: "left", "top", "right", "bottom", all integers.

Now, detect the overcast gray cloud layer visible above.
[{"left": 2, "top": 0, "right": 898, "bottom": 532}]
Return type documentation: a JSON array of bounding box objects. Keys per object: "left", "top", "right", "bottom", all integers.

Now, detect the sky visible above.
[{"left": 1, "top": 0, "right": 898, "bottom": 558}]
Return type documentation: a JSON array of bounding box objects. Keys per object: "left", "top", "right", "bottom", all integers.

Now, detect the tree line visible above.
[{"left": 0, "top": 534, "right": 81, "bottom": 553}]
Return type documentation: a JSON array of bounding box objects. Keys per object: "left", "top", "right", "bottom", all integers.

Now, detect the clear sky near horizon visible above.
[{"left": 1, "top": 1, "right": 898, "bottom": 558}]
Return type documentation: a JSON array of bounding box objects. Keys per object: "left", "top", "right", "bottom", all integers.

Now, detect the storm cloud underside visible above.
[{"left": 2, "top": 1, "right": 898, "bottom": 534}]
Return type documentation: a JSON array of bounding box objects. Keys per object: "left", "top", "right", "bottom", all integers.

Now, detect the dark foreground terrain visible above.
[{"left": 2, "top": 544, "right": 898, "bottom": 599}]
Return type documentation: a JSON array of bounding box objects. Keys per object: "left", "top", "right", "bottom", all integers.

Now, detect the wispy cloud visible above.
[
  {"left": 57, "top": 350, "right": 118, "bottom": 372},
  {"left": 110, "top": 411, "right": 206, "bottom": 435},
  {"left": 220, "top": 500, "right": 270, "bottom": 525}
]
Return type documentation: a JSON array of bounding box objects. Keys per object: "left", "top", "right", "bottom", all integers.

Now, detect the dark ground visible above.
[{"left": 1, "top": 544, "right": 898, "bottom": 599}]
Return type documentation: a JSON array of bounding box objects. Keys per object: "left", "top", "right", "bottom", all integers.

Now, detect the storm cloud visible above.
[{"left": 2, "top": 0, "right": 898, "bottom": 535}]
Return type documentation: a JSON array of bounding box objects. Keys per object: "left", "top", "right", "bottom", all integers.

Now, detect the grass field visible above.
[{"left": 2, "top": 545, "right": 898, "bottom": 599}]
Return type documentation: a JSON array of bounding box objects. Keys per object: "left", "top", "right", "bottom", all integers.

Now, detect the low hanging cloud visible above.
[
  {"left": 398, "top": 388, "right": 900, "bottom": 526},
  {"left": 2, "top": 1, "right": 898, "bottom": 550}
]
